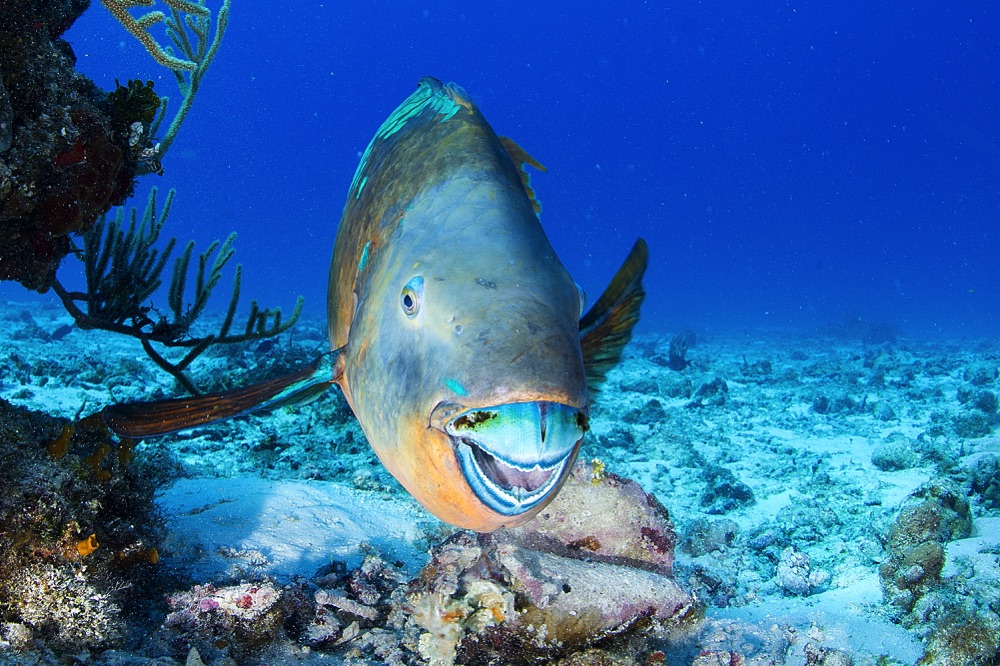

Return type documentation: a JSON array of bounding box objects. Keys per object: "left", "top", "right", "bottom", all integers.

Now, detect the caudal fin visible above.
[
  {"left": 579, "top": 238, "right": 648, "bottom": 391},
  {"left": 101, "top": 350, "right": 344, "bottom": 438}
]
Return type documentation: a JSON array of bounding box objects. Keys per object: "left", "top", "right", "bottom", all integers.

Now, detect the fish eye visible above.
[{"left": 401, "top": 276, "right": 424, "bottom": 317}]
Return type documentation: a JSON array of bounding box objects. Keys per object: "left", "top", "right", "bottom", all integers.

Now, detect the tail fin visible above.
[
  {"left": 579, "top": 239, "right": 648, "bottom": 390},
  {"left": 101, "top": 349, "right": 345, "bottom": 438}
]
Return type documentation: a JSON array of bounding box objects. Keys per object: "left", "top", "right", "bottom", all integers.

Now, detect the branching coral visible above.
[
  {"left": 50, "top": 187, "right": 304, "bottom": 394},
  {"left": 100, "top": 0, "right": 211, "bottom": 72},
  {"left": 100, "top": 0, "right": 231, "bottom": 171}
]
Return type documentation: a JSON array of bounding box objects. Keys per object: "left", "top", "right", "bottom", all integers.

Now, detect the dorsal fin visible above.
[
  {"left": 579, "top": 239, "right": 649, "bottom": 391},
  {"left": 499, "top": 136, "right": 547, "bottom": 216}
]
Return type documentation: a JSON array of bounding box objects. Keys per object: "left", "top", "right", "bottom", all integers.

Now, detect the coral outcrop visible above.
[
  {"left": 880, "top": 480, "right": 971, "bottom": 617},
  {"left": 0, "top": 0, "right": 144, "bottom": 291},
  {"left": 0, "top": 399, "right": 165, "bottom": 654},
  {"left": 405, "top": 463, "right": 695, "bottom": 665}
]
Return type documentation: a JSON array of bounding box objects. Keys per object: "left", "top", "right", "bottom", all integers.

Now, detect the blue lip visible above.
[{"left": 446, "top": 401, "right": 586, "bottom": 516}]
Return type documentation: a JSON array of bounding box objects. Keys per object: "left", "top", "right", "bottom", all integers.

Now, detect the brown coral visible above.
[{"left": 0, "top": 2, "right": 137, "bottom": 291}]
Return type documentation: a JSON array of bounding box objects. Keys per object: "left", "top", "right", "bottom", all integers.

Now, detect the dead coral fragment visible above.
[
  {"left": 165, "top": 582, "right": 284, "bottom": 653},
  {"left": 508, "top": 461, "right": 679, "bottom": 573},
  {"left": 403, "top": 463, "right": 696, "bottom": 666},
  {"left": 405, "top": 531, "right": 694, "bottom": 666}
]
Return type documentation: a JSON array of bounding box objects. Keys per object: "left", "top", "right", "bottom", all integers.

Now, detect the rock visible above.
[
  {"left": 970, "top": 454, "right": 1000, "bottom": 509},
  {"left": 880, "top": 481, "right": 972, "bottom": 616},
  {"left": 507, "top": 461, "right": 679, "bottom": 574},
  {"left": 918, "top": 611, "right": 1000, "bottom": 665},
  {"left": 687, "top": 377, "right": 728, "bottom": 408},
  {"left": 403, "top": 463, "right": 696, "bottom": 665},
  {"left": 624, "top": 398, "right": 667, "bottom": 424},
  {"left": 902, "top": 481, "right": 973, "bottom": 544},
  {"left": 164, "top": 582, "right": 285, "bottom": 656},
  {"left": 871, "top": 440, "right": 918, "bottom": 471},
  {"left": 776, "top": 547, "right": 829, "bottom": 597},
  {"left": 963, "top": 362, "right": 998, "bottom": 386},
  {"left": 692, "top": 650, "right": 747, "bottom": 666},
  {"left": 689, "top": 616, "right": 793, "bottom": 664},
  {"left": 495, "top": 541, "right": 692, "bottom": 646},
  {"left": 803, "top": 641, "right": 853, "bottom": 665},
  {"left": 659, "top": 374, "right": 693, "bottom": 399},
  {"left": 682, "top": 518, "right": 739, "bottom": 557},
  {"left": 874, "top": 402, "right": 896, "bottom": 421},
  {"left": 971, "top": 389, "right": 999, "bottom": 417},
  {"left": 701, "top": 464, "right": 755, "bottom": 514},
  {"left": 953, "top": 410, "right": 992, "bottom": 438}
]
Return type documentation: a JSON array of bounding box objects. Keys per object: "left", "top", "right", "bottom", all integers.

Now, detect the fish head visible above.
[{"left": 344, "top": 169, "right": 589, "bottom": 532}]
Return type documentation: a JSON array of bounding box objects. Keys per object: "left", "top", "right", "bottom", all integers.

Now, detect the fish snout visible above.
[{"left": 439, "top": 401, "right": 588, "bottom": 516}]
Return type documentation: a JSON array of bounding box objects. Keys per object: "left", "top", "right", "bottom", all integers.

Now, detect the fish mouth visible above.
[{"left": 443, "top": 401, "right": 588, "bottom": 516}]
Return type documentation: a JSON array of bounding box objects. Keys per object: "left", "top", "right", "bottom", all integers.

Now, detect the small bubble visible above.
[{"left": 454, "top": 324, "right": 463, "bottom": 335}]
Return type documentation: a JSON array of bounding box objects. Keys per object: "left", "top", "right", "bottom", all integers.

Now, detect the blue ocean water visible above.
[{"left": 29, "top": 1, "right": 1000, "bottom": 336}]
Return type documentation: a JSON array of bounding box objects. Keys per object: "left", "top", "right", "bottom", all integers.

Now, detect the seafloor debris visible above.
[
  {"left": 151, "top": 463, "right": 696, "bottom": 665},
  {"left": 879, "top": 480, "right": 971, "bottom": 618}
]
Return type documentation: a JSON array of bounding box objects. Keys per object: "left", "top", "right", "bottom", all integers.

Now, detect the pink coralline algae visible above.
[{"left": 165, "top": 582, "right": 284, "bottom": 651}]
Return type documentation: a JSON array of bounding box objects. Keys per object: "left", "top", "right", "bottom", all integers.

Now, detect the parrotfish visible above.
[{"left": 100, "top": 78, "right": 648, "bottom": 532}]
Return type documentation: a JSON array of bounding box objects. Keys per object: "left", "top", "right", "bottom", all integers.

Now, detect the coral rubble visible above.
[
  {"left": 148, "top": 462, "right": 695, "bottom": 665},
  {"left": 404, "top": 463, "right": 695, "bottom": 665}
]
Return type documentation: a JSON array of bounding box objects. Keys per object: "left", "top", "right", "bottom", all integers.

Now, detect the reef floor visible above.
[{"left": 1, "top": 297, "right": 998, "bottom": 665}]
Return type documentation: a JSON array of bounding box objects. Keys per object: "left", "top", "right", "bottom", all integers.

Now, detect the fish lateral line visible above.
[{"left": 100, "top": 349, "right": 346, "bottom": 439}]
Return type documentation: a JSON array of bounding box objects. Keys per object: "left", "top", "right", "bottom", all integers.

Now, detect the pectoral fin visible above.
[
  {"left": 101, "top": 349, "right": 346, "bottom": 438},
  {"left": 579, "top": 238, "right": 648, "bottom": 391}
]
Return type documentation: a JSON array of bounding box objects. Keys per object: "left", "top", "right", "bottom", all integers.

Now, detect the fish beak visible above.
[{"left": 438, "top": 401, "right": 588, "bottom": 516}]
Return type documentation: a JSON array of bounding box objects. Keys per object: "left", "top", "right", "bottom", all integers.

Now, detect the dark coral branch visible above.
[{"left": 53, "top": 187, "right": 304, "bottom": 393}]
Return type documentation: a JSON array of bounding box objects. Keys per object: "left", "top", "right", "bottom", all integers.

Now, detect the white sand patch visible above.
[{"left": 159, "top": 477, "right": 431, "bottom": 581}]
